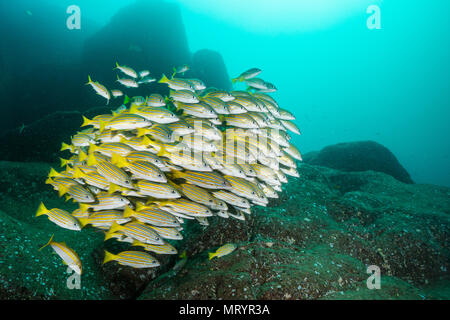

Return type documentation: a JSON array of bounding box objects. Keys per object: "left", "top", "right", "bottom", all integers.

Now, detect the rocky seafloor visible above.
[{"left": 0, "top": 159, "right": 448, "bottom": 300}]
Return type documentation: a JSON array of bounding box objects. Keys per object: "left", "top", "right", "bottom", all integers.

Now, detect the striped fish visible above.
[
  {"left": 223, "top": 175, "right": 268, "bottom": 204},
  {"left": 103, "top": 250, "right": 160, "bottom": 268},
  {"left": 176, "top": 183, "right": 221, "bottom": 209},
  {"left": 212, "top": 190, "right": 251, "bottom": 208},
  {"left": 205, "top": 90, "right": 235, "bottom": 102},
  {"left": 78, "top": 210, "right": 130, "bottom": 228},
  {"left": 117, "top": 76, "right": 139, "bottom": 88},
  {"left": 105, "top": 222, "right": 164, "bottom": 245},
  {"left": 232, "top": 68, "right": 262, "bottom": 83},
  {"left": 149, "top": 225, "right": 183, "bottom": 240},
  {"left": 201, "top": 97, "right": 230, "bottom": 114},
  {"left": 87, "top": 153, "right": 133, "bottom": 188},
  {"left": 86, "top": 76, "right": 110, "bottom": 104},
  {"left": 114, "top": 62, "right": 138, "bottom": 78},
  {"left": 155, "top": 198, "right": 213, "bottom": 217},
  {"left": 145, "top": 94, "right": 166, "bottom": 107},
  {"left": 123, "top": 205, "right": 180, "bottom": 227},
  {"left": 159, "top": 74, "right": 195, "bottom": 91},
  {"left": 126, "top": 151, "right": 165, "bottom": 168},
  {"left": 81, "top": 114, "right": 113, "bottom": 128},
  {"left": 132, "top": 240, "right": 178, "bottom": 255},
  {"left": 73, "top": 168, "right": 110, "bottom": 190},
  {"left": 58, "top": 184, "right": 96, "bottom": 203},
  {"left": 171, "top": 170, "right": 232, "bottom": 189},
  {"left": 111, "top": 153, "right": 167, "bottom": 183},
  {"left": 173, "top": 101, "right": 217, "bottom": 119},
  {"left": 138, "top": 124, "right": 174, "bottom": 143},
  {"left": 170, "top": 90, "right": 200, "bottom": 104},
  {"left": 100, "top": 113, "right": 151, "bottom": 132},
  {"left": 208, "top": 243, "right": 237, "bottom": 260},
  {"left": 35, "top": 203, "right": 81, "bottom": 231},
  {"left": 40, "top": 235, "right": 83, "bottom": 274}
]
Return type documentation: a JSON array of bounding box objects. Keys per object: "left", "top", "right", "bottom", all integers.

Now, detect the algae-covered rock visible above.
[
  {"left": 304, "top": 141, "right": 414, "bottom": 184},
  {"left": 0, "top": 161, "right": 448, "bottom": 299}
]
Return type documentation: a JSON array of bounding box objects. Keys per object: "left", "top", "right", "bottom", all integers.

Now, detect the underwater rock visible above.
[
  {"left": 0, "top": 107, "right": 110, "bottom": 162},
  {"left": 81, "top": 0, "right": 192, "bottom": 100},
  {"left": 303, "top": 141, "right": 414, "bottom": 184},
  {"left": 191, "top": 49, "right": 232, "bottom": 91},
  {"left": 139, "top": 164, "right": 449, "bottom": 300}
]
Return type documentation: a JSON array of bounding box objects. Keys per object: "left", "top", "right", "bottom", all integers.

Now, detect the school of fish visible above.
[{"left": 36, "top": 64, "right": 302, "bottom": 274}]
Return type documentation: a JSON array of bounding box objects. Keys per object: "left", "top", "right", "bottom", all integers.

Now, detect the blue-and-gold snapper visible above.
[{"left": 36, "top": 64, "right": 302, "bottom": 274}]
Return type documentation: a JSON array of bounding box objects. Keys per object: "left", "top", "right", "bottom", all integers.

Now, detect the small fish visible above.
[
  {"left": 129, "top": 105, "right": 179, "bottom": 124},
  {"left": 232, "top": 68, "right": 262, "bottom": 83},
  {"left": 79, "top": 192, "right": 130, "bottom": 211},
  {"left": 35, "top": 203, "right": 81, "bottom": 231},
  {"left": 171, "top": 170, "right": 232, "bottom": 190},
  {"left": 115, "top": 62, "right": 138, "bottom": 78},
  {"left": 132, "top": 240, "right": 178, "bottom": 255},
  {"left": 111, "top": 90, "right": 123, "bottom": 98},
  {"left": 145, "top": 94, "right": 166, "bottom": 107},
  {"left": 103, "top": 250, "right": 160, "bottom": 268},
  {"left": 105, "top": 221, "right": 164, "bottom": 245},
  {"left": 169, "top": 90, "right": 200, "bottom": 104},
  {"left": 39, "top": 235, "right": 82, "bottom": 275},
  {"left": 123, "top": 205, "right": 180, "bottom": 227},
  {"left": 139, "top": 70, "right": 150, "bottom": 78},
  {"left": 172, "top": 64, "right": 189, "bottom": 77},
  {"left": 186, "top": 78, "right": 206, "bottom": 91},
  {"left": 134, "top": 180, "right": 181, "bottom": 198},
  {"left": 208, "top": 243, "right": 237, "bottom": 260},
  {"left": 138, "top": 77, "right": 157, "bottom": 85},
  {"left": 116, "top": 75, "right": 139, "bottom": 88},
  {"left": 159, "top": 74, "right": 195, "bottom": 91},
  {"left": 86, "top": 76, "right": 111, "bottom": 105}
]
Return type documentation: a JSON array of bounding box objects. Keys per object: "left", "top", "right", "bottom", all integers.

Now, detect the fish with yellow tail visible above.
[
  {"left": 103, "top": 250, "right": 160, "bottom": 268},
  {"left": 86, "top": 75, "right": 111, "bottom": 105},
  {"left": 114, "top": 62, "right": 138, "bottom": 79},
  {"left": 39, "top": 235, "right": 83, "bottom": 275},
  {"left": 208, "top": 243, "right": 237, "bottom": 260},
  {"left": 35, "top": 202, "right": 81, "bottom": 231},
  {"left": 231, "top": 68, "right": 262, "bottom": 84}
]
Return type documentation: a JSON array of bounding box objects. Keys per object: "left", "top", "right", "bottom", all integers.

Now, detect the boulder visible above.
[
  {"left": 303, "top": 141, "right": 414, "bottom": 184},
  {"left": 191, "top": 49, "right": 232, "bottom": 91}
]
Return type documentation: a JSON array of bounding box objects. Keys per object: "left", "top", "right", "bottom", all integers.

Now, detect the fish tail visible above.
[
  {"left": 86, "top": 152, "right": 98, "bottom": 166},
  {"left": 156, "top": 144, "right": 166, "bottom": 157},
  {"left": 124, "top": 95, "right": 130, "bottom": 105},
  {"left": 158, "top": 74, "right": 169, "bottom": 84},
  {"left": 108, "top": 183, "right": 121, "bottom": 195},
  {"left": 103, "top": 250, "right": 118, "bottom": 264},
  {"left": 81, "top": 115, "right": 92, "bottom": 127},
  {"left": 231, "top": 77, "right": 239, "bottom": 84},
  {"left": 45, "top": 177, "right": 53, "bottom": 185},
  {"left": 39, "top": 234, "right": 54, "bottom": 251},
  {"left": 86, "top": 75, "right": 93, "bottom": 85},
  {"left": 72, "top": 167, "right": 85, "bottom": 179},
  {"left": 48, "top": 167, "right": 61, "bottom": 178},
  {"left": 114, "top": 62, "right": 120, "bottom": 69},
  {"left": 35, "top": 202, "right": 49, "bottom": 217},
  {"left": 60, "top": 142, "right": 71, "bottom": 152},
  {"left": 78, "top": 150, "right": 88, "bottom": 162},
  {"left": 110, "top": 153, "right": 128, "bottom": 168},
  {"left": 123, "top": 205, "right": 135, "bottom": 218},
  {"left": 208, "top": 252, "right": 216, "bottom": 260},
  {"left": 136, "top": 128, "right": 149, "bottom": 138},
  {"left": 99, "top": 121, "right": 106, "bottom": 133},
  {"left": 88, "top": 143, "right": 98, "bottom": 155},
  {"left": 78, "top": 203, "right": 90, "bottom": 213}
]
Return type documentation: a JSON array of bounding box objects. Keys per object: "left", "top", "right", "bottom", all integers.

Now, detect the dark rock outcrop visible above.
[
  {"left": 81, "top": 0, "right": 192, "bottom": 101},
  {"left": 303, "top": 141, "right": 414, "bottom": 184},
  {"left": 191, "top": 49, "right": 232, "bottom": 91}
]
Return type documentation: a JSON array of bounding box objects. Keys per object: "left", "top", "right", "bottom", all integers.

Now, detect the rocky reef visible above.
[
  {"left": 303, "top": 141, "right": 414, "bottom": 184},
  {"left": 0, "top": 159, "right": 448, "bottom": 299}
]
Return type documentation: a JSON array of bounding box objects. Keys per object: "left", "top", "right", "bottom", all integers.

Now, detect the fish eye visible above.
[
  {"left": 158, "top": 174, "right": 162, "bottom": 177},
  {"left": 156, "top": 237, "right": 160, "bottom": 241},
  {"left": 251, "top": 191, "right": 255, "bottom": 195},
  {"left": 171, "top": 190, "right": 176, "bottom": 194},
  {"left": 209, "top": 199, "right": 213, "bottom": 203}
]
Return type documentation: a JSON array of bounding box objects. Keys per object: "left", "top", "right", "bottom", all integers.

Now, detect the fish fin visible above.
[
  {"left": 131, "top": 240, "right": 143, "bottom": 247},
  {"left": 78, "top": 203, "right": 90, "bottom": 213},
  {"left": 124, "top": 95, "right": 130, "bottom": 105},
  {"left": 140, "top": 135, "right": 151, "bottom": 147},
  {"left": 60, "top": 158, "right": 69, "bottom": 167},
  {"left": 122, "top": 205, "right": 135, "bottom": 218},
  {"left": 208, "top": 252, "right": 216, "bottom": 260},
  {"left": 39, "top": 234, "right": 54, "bottom": 251},
  {"left": 159, "top": 74, "right": 169, "bottom": 84},
  {"left": 81, "top": 115, "right": 92, "bottom": 127},
  {"left": 108, "top": 183, "right": 121, "bottom": 195},
  {"left": 35, "top": 202, "right": 48, "bottom": 217},
  {"left": 136, "top": 128, "right": 149, "bottom": 138},
  {"left": 86, "top": 152, "right": 98, "bottom": 166},
  {"left": 129, "top": 104, "right": 139, "bottom": 114},
  {"left": 45, "top": 177, "right": 53, "bottom": 185},
  {"left": 179, "top": 250, "right": 187, "bottom": 259},
  {"left": 88, "top": 143, "right": 98, "bottom": 155},
  {"left": 58, "top": 185, "right": 69, "bottom": 197},
  {"left": 103, "top": 250, "right": 118, "bottom": 264}
]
